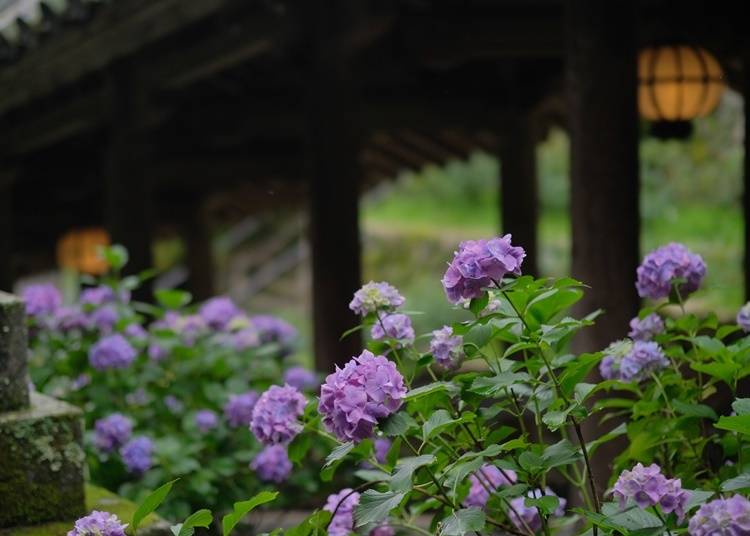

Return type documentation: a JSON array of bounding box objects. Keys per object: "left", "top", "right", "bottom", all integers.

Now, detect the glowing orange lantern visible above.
[{"left": 57, "top": 228, "right": 111, "bottom": 275}]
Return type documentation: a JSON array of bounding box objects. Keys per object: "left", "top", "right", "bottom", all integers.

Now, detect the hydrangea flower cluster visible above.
[
  {"left": 251, "top": 385, "right": 306, "bottom": 445},
  {"left": 121, "top": 436, "right": 154, "bottom": 474},
  {"left": 349, "top": 281, "right": 405, "bottom": 316},
  {"left": 94, "top": 413, "right": 133, "bottom": 453},
  {"left": 92, "top": 306, "right": 118, "bottom": 332},
  {"left": 54, "top": 306, "right": 89, "bottom": 332},
  {"left": 323, "top": 489, "right": 395, "bottom": 536},
  {"left": 22, "top": 283, "right": 62, "bottom": 318},
  {"left": 89, "top": 334, "right": 137, "bottom": 370},
  {"left": 199, "top": 296, "right": 240, "bottom": 330},
  {"left": 319, "top": 350, "right": 407, "bottom": 442},
  {"left": 250, "top": 445, "right": 292, "bottom": 483},
  {"left": 283, "top": 366, "right": 318, "bottom": 391},
  {"left": 224, "top": 391, "right": 259, "bottom": 428},
  {"left": 628, "top": 313, "right": 665, "bottom": 341},
  {"left": 195, "top": 409, "right": 219, "bottom": 433},
  {"left": 441, "top": 234, "right": 525, "bottom": 303},
  {"left": 636, "top": 242, "right": 706, "bottom": 300},
  {"left": 80, "top": 286, "right": 127, "bottom": 306},
  {"left": 250, "top": 315, "right": 298, "bottom": 346},
  {"left": 688, "top": 495, "right": 750, "bottom": 535},
  {"left": 509, "top": 488, "right": 566, "bottom": 532},
  {"left": 430, "top": 326, "right": 464, "bottom": 370},
  {"left": 613, "top": 463, "right": 690, "bottom": 521},
  {"left": 370, "top": 313, "right": 415, "bottom": 346},
  {"left": 67, "top": 510, "right": 127, "bottom": 536},
  {"left": 464, "top": 464, "right": 517, "bottom": 509},
  {"left": 600, "top": 340, "right": 668, "bottom": 382},
  {"left": 737, "top": 302, "right": 750, "bottom": 333}
]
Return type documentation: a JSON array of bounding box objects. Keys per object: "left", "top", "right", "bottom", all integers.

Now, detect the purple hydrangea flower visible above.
[
  {"left": 430, "top": 326, "right": 464, "bottom": 370},
  {"left": 442, "top": 235, "right": 525, "bottom": 303},
  {"left": 199, "top": 296, "right": 240, "bottom": 330},
  {"left": 599, "top": 339, "right": 633, "bottom": 380},
  {"left": 319, "top": 350, "right": 407, "bottom": 443},
  {"left": 737, "top": 303, "right": 750, "bottom": 333},
  {"left": 54, "top": 306, "right": 89, "bottom": 332},
  {"left": 94, "top": 414, "right": 133, "bottom": 453},
  {"left": 224, "top": 391, "right": 259, "bottom": 428},
  {"left": 249, "top": 315, "right": 298, "bottom": 346},
  {"left": 464, "top": 464, "right": 517, "bottom": 509},
  {"left": 371, "top": 313, "right": 415, "bottom": 346},
  {"left": 349, "top": 282, "right": 405, "bottom": 316},
  {"left": 231, "top": 327, "right": 261, "bottom": 350},
  {"left": 688, "top": 495, "right": 750, "bottom": 536},
  {"left": 636, "top": 243, "right": 706, "bottom": 300},
  {"left": 620, "top": 341, "right": 669, "bottom": 382},
  {"left": 148, "top": 342, "right": 168, "bottom": 361},
  {"left": 80, "top": 286, "right": 122, "bottom": 307},
  {"left": 67, "top": 510, "right": 128, "bottom": 536},
  {"left": 250, "top": 385, "right": 306, "bottom": 445},
  {"left": 71, "top": 373, "right": 91, "bottom": 391},
  {"left": 195, "top": 409, "right": 219, "bottom": 433},
  {"left": 374, "top": 437, "right": 392, "bottom": 464},
  {"left": 91, "top": 305, "right": 118, "bottom": 332},
  {"left": 89, "top": 334, "right": 136, "bottom": 370},
  {"left": 250, "top": 445, "right": 293, "bottom": 483},
  {"left": 176, "top": 314, "right": 208, "bottom": 344},
  {"left": 22, "top": 283, "right": 62, "bottom": 317},
  {"left": 283, "top": 367, "right": 318, "bottom": 391},
  {"left": 121, "top": 436, "right": 154, "bottom": 474},
  {"left": 124, "top": 323, "right": 147, "bottom": 341},
  {"left": 613, "top": 463, "right": 690, "bottom": 521},
  {"left": 509, "top": 488, "right": 566, "bottom": 532},
  {"left": 151, "top": 311, "right": 181, "bottom": 331},
  {"left": 628, "top": 313, "right": 665, "bottom": 342},
  {"left": 164, "top": 395, "right": 184, "bottom": 414}
]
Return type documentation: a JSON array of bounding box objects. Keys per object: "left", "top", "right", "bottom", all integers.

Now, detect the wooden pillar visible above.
[
  {"left": 103, "top": 64, "right": 153, "bottom": 298},
  {"left": 566, "top": 0, "right": 640, "bottom": 352},
  {"left": 184, "top": 211, "right": 214, "bottom": 301},
  {"left": 744, "top": 48, "right": 750, "bottom": 302},
  {"left": 305, "top": 2, "right": 363, "bottom": 371},
  {"left": 499, "top": 110, "right": 539, "bottom": 276},
  {"left": 0, "top": 170, "right": 17, "bottom": 292}
]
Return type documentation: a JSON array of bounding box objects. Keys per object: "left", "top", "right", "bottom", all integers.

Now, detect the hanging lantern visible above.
[
  {"left": 638, "top": 45, "right": 725, "bottom": 124},
  {"left": 57, "top": 227, "right": 111, "bottom": 275}
]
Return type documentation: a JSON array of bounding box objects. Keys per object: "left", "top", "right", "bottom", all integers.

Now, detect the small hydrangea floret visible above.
[
  {"left": 628, "top": 313, "right": 665, "bottom": 341},
  {"left": 430, "top": 326, "right": 464, "bottom": 370},
  {"left": 738, "top": 302, "right": 750, "bottom": 333},
  {"left": 250, "top": 445, "right": 293, "bottom": 483},
  {"left": 94, "top": 413, "right": 133, "bottom": 453},
  {"left": 89, "top": 334, "right": 136, "bottom": 370},
  {"left": 464, "top": 464, "right": 517, "bottom": 509},
  {"left": 67, "top": 510, "right": 128, "bottom": 536},
  {"left": 195, "top": 409, "right": 219, "bottom": 433},
  {"left": 349, "top": 281, "right": 405, "bottom": 316},
  {"left": 283, "top": 366, "right": 318, "bottom": 391},
  {"left": 635, "top": 242, "right": 706, "bottom": 300},
  {"left": 250, "top": 385, "right": 306, "bottom": 445},
  {"left": 121, "top": 436, "right": 154, "bottom": 474},
  {"left": 370, "top": 313, "right": 415, "bottom": 346},
  {"left": 613, "top": 463, "right": 690, "bottom": 521},
  {"left": 688, "top": 495, "right": 750, "bottom": 536},
  {"left": 224, "top": 391, "right": 259, "bottom": 428}
]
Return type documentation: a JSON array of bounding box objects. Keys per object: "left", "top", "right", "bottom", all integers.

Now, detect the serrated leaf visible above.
[
  {"left": 542, "top": 439, "right": 581, "bottom": 469},
  {"left": 422, "top": 410, "right": 460, "bottom": 441},
  {"left": 672, "top": 399, "right": 718, "bottom": 421},
  {"left": 321, "top": 442, "right": 354, "bottom": 481},
  {"left": 733, "top": 398, "right": 750, "bottom": 416},
  {"left": 469, "top": 372, "right": 528, "bottom": 396},
  {"left": 381, "top": 412, "right": 419, "bottom": 436},
  {"left": 354, "top": 490, "right": 406, "bottom": 527},
  {"left": 132, "top": 479, "right": 179, "bottom": 533},
  {"left": 715, "top": 415, "right": 750, "bottom": 435},
  {"left": 405, "top": 382, "right": 458, "bottom": 401},
  {"left": 288, "top": 433, "right": 312, "bottom": 464},
  {"left": 439, "top": 508, "right": 485, "bottom": 535},
  {"left": 722, "top": 473, "right": 750, "bottom": 491},
  {"left": 222, "top": 491, "right": 278, "bottom": 536},
  {"left": 685, "top": 489, "right": 715, "bottom": 510},
  {"left": 390, "top": 455, "right": 435, "bottom": 491},
  {"left": 525, "top": 495, "right": 559, "bottom": 515}
]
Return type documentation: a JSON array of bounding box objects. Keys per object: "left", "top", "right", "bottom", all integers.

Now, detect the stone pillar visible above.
[
  {"left": 305, "top": 2, "right": 363, "bottom": 371},
  {"left": 499, "top": 110, "right": 539, "bottom": 276},
  {"left": 0, "top": 291, "right": 86, "bottom": 528},
  {"left": 565, "top": 0, "right": 640, "bottom": 352}
]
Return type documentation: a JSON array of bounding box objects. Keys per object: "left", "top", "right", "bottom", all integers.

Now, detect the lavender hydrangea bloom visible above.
[
  {"left": 464, "top": 464, "right": 517, "bottom": 509},
  {"left": 124, "top": 323, "right": 147, "bottom": 341},
  {"left": 224, "top": 391, "right": 259, "bottom": 427},
  {"left": 250, "top": 385, "right": 306, "bottom": 445},
  {"left": 164, "top": 395, "right": 184, "bottom": 414},
  {"left": 71, "top": 373, "right": 91, "bottom": 391},
  {"left": 199, "top": 296, "right": 240, "bottom": 330},
  {"left": 91, "top": 305, "right": 118, "bottom": 332},
  {"left": 54, "top": 306, "right": 89, "bottom": 331},
  {"left": 89, "top": 334, "right": 136, "bottom": 370},
  {"left": 509, "top": 488, "right": 566, "bottom": 532},
  {"left": 349, "top": 281, "right": 406, "bottom": 316},
  {"left": 599, "top": 339, "right": 633, "bottom": 380},
  {"left": 620, "top": 341, "right": 669, "bottom": 382},
  {"left": 319, "top": 350, "right": 407, "bottom": 443},
  {"left": 176, "top": 314, "right": 208, "bottom": 344},
  {"left": 370, "top": 313, "right": 415, "bottom": 346},
  {"left": 324, "top": 489, "right": 361, "bottom": 536},
  {"left": 636, "top": 243, "right": 706, "bottom": 300},
  {"left": 738, "top": 302, "right": 750, "bottom": 333},
  {"left": 80, "top": 286, "right": 124, "bottom": 306},
  {"left": 22, "top": 283, "right": 62, "bottom": 317},
  {"left": 442, "top": 235, "right": 525, "bottom": 303},
  {"left": 121, "top": 436, "right": 154, "bottom": 474},
  {"left": 283, "top": 367, "right": 318, "bottom": 391},
  {"left": 67, "top": 510, "right": 128, "bottom": 536},
  {"left": 148, "top": 343, "right": 168, "bottom": 361},
  {"left": 688, "top": 495, "right": 750, "bottom": 536},
  {"left": 195, "top": 410, "right": 219, "bottom": 433},
  {"left": 94, "top": 414, "right": 133, "bottom": 453},
  {"left": 250, "top": 445, "right": 293, "bottom": 483},
  {"left": 249, "top": 315, "right": 298, "bottom": 346},
  {"left": 613, "top": 463, "right": 690, "bottom": 521},
  {"left": 430, "top": 326, "right": 464, "bottom": 370},
  {"left": 628, "top": 313, "right": 665, "bottom": 341}
]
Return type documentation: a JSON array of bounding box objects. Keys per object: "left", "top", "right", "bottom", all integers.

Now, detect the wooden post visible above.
[
  {"left": 744, "top": 48, "right": 750, "bottom": 302},
  {"left": 499, "top": 110, "right": 539, "bottom": 276},
  {"left": 185, "top": 210, "right": 215, "bottom": 301},
  {"left": 0, "top": 173, "right": 14, "bottom": 292},
  {"left": 305, "top": 2, "right": 363, "bottom": 371},
  {"left": 566, "top": 0, "right": 640, "bottom": 352},
  {"left": 103, "top": 63, "right": 154, "bottom": 299}
]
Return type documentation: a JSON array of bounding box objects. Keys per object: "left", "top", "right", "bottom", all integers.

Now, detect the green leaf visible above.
[
  {"left": 559, "top": 353, "right": 601, "bottom": 398},
  {"left": 715, "top": 415, "right": 750, "bottom": 435},
  {"left": 102, "top": 244, "right": 129, "bottom": 270},
  {"left": 222, "top": 491, "right": 278, "bottom": 536},
  {"left": 469, "top": 372, "right": 528, "bottom": 396},
  {"left": 354, "top": 490, "right": 406, "bottom": 527},
  {"left": 463, "top": 324, "right": 493, "bottom": 350},
  {"left": 692, "top": 362, "right": 740, "bottom": 387},
  {"left": 405, "top": 382, "right": 459, "bottom": 401},
  {"left": 132, "top": 479, "right": 179, "bottom": 534},
  {"left": 685, "top": 490, "right": 715, "bottom": 511},
  {"left": 518, "top": 451, "right": 544, "bottom": 473},
  {"left": 321, "top": 442, "right": 355, "bottom": 481},
  {"left": 288, "top": 433, "right": 312, "bottom": 464},
  {"left": 422, "top": 410, "right": 460, "bottom": 441},
  {"left": 587, "top": 423, "right": 627, "bottom": 456},
  {"left": 542, "top": 439, "right": 581, "bottom": 469},
  {"left": 721, "top": 473, "right": 750, "bottom": 491},
  {"left": 439, "top": 508, "right": 485, "bottom": 535},
  {"left": 733, "top": 398, "right": 750, "bottom": 416},
  {"left": 284, "top": 511, "right": 332, "bottom": 536},
  {"left": 155, "top": 289, "right": 193, "bottom": 310},
  {"left": 469, "top": 294, "right": 489, "bottom": 316},
  {"left": 444, "top": 458, "right": 484, "bottom": 499},
  {"left": 381, "top": 412, "right": 419, "bottom": 436},
  {"left": 173, "top": 509, "right": 212, "bottom": 536},
  {"left": 525, "top": 495, "right": 559, "bottom": 515},
  {"left": 672, "top": 399, "right": 718, "bottom": 421},
  {"left": 542, "top": 409, "right": 570, "bottom": 431},
  {"left": 390, "top": 455, "right": 436, "bottom": 491}
]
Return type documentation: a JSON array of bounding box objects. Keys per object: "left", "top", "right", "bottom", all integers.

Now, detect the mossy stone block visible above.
[
  {"left": 0, "top": 291, "right": 29, "bottom": 411},
  {"left": 0, "top": 392, "right": 86, "bottom": 528}
]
